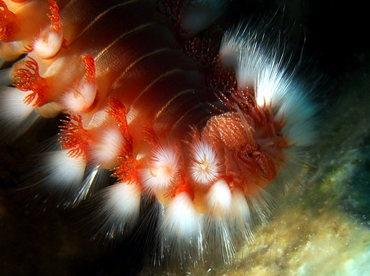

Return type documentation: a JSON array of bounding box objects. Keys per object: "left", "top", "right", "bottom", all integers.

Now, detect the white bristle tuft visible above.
[
  {"left": 158, "top": 192, "right": 204, "bottom": 263},
  {"left": 219, "top": 29, "right": 245, "bottom": 68},
  {"left": 89, "top": 126, "right": 124, "bottom": 169},
  {"left": 62, "top": 80, "right": 97, "bottom": 113},
  {"left": 95, "top": 181, "right": 141, "bottom": 239},
  {"left": 33, "top": 29, "right": 63, "bottom": 59},
  {"left": 206, "top": 179, "right": 232, "bottom": 216},
  {"left": 275, "top": 90, "right": 317, "bottom": 146},
  {"left": 248, "top": 189, "right": 274, "bottom": 223},
  {"left": 0, "top": 87, "right": 39, "bottom": 139},
  {"left": 228, "top": 189, "right": 252, "bottom": 241},
  {"left": 141, "top": 147, "right": 179, "bottom": 194},
  {"left": 231, "top": 188, "right": 251, "bottom": 225},
  {"left": 220, "top": 28, "right": 289, "bottom": 106},
  {"left": 161, "top": 192, "right": 201, "bottom": 238},
  {"left": 255, "top": 64, "right": 287, "bottom": 107},
  {"left": 189, "top": 141, "right": 220, "bottom": 185},
  {"left": 70, "top": 165, "right": 109, "bottom": 206},
  {"left": 204, "top": 216, "right": 235, "bottom": 263},
  {"left": 0, "top": 87, "right": 36, "bottom": 124},
  {"left": 42, "top": 149, "right": 86, "bottom": 193},
  {"left": 221, "top": 28, "right": 316, "bottom": 147}
]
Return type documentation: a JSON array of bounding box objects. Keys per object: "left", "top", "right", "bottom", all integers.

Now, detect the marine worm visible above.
[{"left": 0, "top": 0, "right": 316, "bottom": 265}]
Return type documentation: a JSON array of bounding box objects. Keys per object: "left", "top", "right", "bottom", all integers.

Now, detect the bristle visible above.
[
  {"left": 0, "top": 87, "right": 36, "bottom": 123},
  {"left": 221, "top": 28, "right": 316, "bottom": 148},
  {"left": 89, "top": 126, "right": 124, "bottom": 169},
  {"left": 189, "top": 140, "right": 220, "bottom": 185},
  {"left": 71, "top": 165, "right": 108, "bottom": 206},
  {"left": 254, "top": 64, "right": 287, "bottom": 107},
  {"left": 92, "top": 181, "right": 142, "bottom": 239},
  {"left": 141, "top": 147, "right": 179, "bottom": 194},
  {"left": 206, "top": 179, "right": 232, "bottom": 216},
  {"left": 33, "top": 0, "right": 64, "bottom": 59},
  {"left": 220, "top": 29, "right": 264, "bottom": 87},
  {"left": 33, "top": 29, "right": 64, "bottom": 59},
  {"left": 0, "top": 87, "right": 39, "bottom": 138},
  {"left": 204, "top": 216, "right": 235, "bottom": 262},
  {"left": 220, "top": 29, "right": 285, "bottom": 105},
  {"left": 248, "top": 189, "right": 274, "bottom": 223},
  {"left": 161, "top": 192, "right": 202, "bottom": 238},
  {"left": 230, "top": 188, "right": 251, "bottom": 229},
  {"left": 159, "top": 192, "right": 204, "bottom": 263},
  {"left": 61, "top": 55, "right": 97, "bottom": 113},
  {"left": 275, "top": 90, "right": 317, "bottom": 146},
  {"left": 62, "top": 81, "right": 97, "bottom": 113},
  {"left": 39, "top": 150, "right": 86, "bottom": 195}
]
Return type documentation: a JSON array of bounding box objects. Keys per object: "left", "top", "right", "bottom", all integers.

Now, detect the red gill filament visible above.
[
  {"left": 47, "top": 0, "right": 61, "bottom": 32},
  {"left": 13, "top": 57, "right": 48, "bottom": 106},
  {"left": 58, "top": 114, "right": 93, "bottom": 158}
]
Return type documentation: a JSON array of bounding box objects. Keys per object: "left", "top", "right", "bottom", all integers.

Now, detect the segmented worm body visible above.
[{"left": 0, "top": 0, "right": 316, "bottom": 264}]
